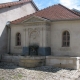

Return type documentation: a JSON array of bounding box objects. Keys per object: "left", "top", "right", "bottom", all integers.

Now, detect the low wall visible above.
[
  {"left": 2, "top": 55, "right": 80, "bottom": 69},
  {"left": 19, "top": 56, "right": 45, "bottom": 67},
  {"left": 46, "top": 56, "right": 80, "bottom": 69},
  {"left": 2, "top": 55, "right": 21, "bottom": 65},
  {"left": 2, "top": 55, "right": 45, "bottom": 67}
]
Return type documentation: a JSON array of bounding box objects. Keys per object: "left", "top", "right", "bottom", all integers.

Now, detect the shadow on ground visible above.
[{"left": 0, "top": 62, "right": 73, "bottom": 73}]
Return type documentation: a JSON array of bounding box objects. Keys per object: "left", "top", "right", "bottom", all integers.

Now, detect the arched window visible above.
[
  {"left": 16, "top": 33, "right": 21, "bottom": 46},
  {"left": 62, "top": 31, "right": 70, "bottom": 47}
]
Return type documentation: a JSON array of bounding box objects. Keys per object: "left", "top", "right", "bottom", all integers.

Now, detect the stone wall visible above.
[
  {"left": 46, "top": 56, "right": 80, "bottom": 69},
  {"left": 2, "top": 55, "right": 21, "bottom": 65},
  {"left": 19, "top": 56, "right": 45, "bottom": 68},
  {"left": 2, "top": 55, "right": 80, "bottom": 69},
  {"left": 2, "top": 55, "right": 45, "bottom": 67}
]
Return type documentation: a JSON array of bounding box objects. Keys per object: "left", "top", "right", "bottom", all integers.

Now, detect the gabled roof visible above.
[
  {"left": 0, "top": 0, "right": 38, "bottom": 10},
  {"left": 11, "top": 4, "right": 80, "bottom": 24},
  {"left": 21, "top": 15, "right": 50, "bottom": 23}
]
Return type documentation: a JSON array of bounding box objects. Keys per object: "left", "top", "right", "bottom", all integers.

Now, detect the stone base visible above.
[
  {"left": 1, "top": 55, "right": 21, "bottom": 65},
  {"left": 2, "top": 55, "right": 45, "bottom": 68},
  {"left": 1, "top": 55, "right": 80, "bottom": 69},
  {"left": 46, "top": 56, "right": 80, "bottom": 69},
  {"left": 19, "top": 56, "right": 45, "bottom": 68}
]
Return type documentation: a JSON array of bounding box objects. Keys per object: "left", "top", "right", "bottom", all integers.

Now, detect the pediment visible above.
[{"left": 21, "top": 16, "right": 49, "bottom": 23}]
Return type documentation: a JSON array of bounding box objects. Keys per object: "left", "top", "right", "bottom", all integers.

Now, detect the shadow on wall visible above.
[{"left": 0, "top": 26, "right": 8, "bottom": 54}]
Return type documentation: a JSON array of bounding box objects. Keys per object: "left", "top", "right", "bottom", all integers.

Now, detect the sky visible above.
[{"left": 0, "top": 0, "right": 80, "bottom": 10}]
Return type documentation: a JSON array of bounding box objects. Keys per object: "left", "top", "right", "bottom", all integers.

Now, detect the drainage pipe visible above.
[{"left": 7, "top": 21, "right": 11, "bottom": 54}]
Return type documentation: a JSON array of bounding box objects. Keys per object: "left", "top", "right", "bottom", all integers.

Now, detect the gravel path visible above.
[{"left": 0, "top": 62, "right": 80, "bottom": 80}]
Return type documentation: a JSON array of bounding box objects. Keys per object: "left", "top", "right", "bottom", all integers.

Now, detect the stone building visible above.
[
  {"left": 10, "top": 4, "right": 80, "bottom": 57},
  {"left": 1, "top": 1, "right": 80, "bottom": 69},
  {"left": 0, "top": 0, "right": 38, "bottom": 54}
]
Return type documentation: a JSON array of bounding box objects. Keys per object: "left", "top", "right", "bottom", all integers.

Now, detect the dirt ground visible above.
[{"left": 0, "top": 62, "right": 80, "bottom": 80}]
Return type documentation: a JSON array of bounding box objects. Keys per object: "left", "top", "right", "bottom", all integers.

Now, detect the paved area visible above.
[{"left": 0, "top": 62, "right": 80, "bottom": 80}]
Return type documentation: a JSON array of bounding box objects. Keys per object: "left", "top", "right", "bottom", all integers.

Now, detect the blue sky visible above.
[{"left": 0, "top": 0, "right": 80, "bottom": 10}]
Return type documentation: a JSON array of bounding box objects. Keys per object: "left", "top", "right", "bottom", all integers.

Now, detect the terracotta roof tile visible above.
[
  {"left": 11, "top": 4, "right": 80, "bottom": 24},
  {"left": 0, "top": 0, "right": 31, "bottom": 9}
]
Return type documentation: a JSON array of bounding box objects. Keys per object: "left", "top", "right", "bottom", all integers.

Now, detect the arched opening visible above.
[
  {"left": 16, "top": 32, "right": 21, "bottom": 46},
  {"left": 62, "top": 31, "right": 70, "bottom": 47}
]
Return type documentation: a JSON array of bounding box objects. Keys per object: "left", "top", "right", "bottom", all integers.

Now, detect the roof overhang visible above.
[
  {"left": 11, "top": 15, "right": 51, "bottom": 25},
  {"left": 51, "top": 18, "right": 80, "bottom": 22},
  {"left": 31, "top": 0, "right": 39, "bottom": 11}
]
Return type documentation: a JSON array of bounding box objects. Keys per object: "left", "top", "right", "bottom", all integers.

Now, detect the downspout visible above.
[
  {"left": 7, "top": 21, "right": 11, "bottom": 54},
  {"left": 8, "top": 26, "right": 11, "bottom": 54}
]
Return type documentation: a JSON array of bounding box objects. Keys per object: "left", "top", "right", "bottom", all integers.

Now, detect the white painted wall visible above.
[
  {"left": 51, "top": 20, "right": 80, "bottom": 57},
  {"left": 10, "top": 25, "right": 23, "bottom": 54},
  {"left": 10, "top": 18, "right": 80, "bottom": 57},
  {"left": 0, "top": 2, "right": 37, "bottom": 53}
]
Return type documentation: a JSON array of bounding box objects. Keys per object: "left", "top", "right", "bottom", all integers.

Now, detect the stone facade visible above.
[
  {"left": 10, "top": 16, "right": 80, "bottom": 57},
  {"left": 51, "top": 20, "right": 80, "bottom": 57},
  {"left": 10, "top": 16, "right": 51, "bottom": 56},
  {"left": 4, "top": 15, "right": 80, "bottom": 69}
]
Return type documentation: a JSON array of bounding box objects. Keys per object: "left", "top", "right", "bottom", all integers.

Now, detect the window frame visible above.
[
  {"left": 62, "top": 31, "right": 70, "bottom": 47},
  {"left": 16, "top": 32, "right": 21, "bottom": 46}
]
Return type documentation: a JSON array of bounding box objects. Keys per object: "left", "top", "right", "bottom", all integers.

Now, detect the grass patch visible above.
[
  {"left": 18, "top": 74, "right": 23, "bottom": 79},
  {"left": 0, "top": 77, "right": 4, "bottom": 80},
  {"left": 13, "top": 74, "right": 23, "bottom": 79}
]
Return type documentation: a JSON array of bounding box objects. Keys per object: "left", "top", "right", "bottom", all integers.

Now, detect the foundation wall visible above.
[
  {"left": 2, "top": 55, "right": 80, "bottom": 69},
  {"left": 2, "top": 55, "right": 45, "bottom": 67},
  {"left": 46, "top": 56, "right": 80, "bottom": 69}
]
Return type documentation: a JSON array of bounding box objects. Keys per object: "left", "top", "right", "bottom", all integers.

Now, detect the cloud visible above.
[
  {"left": 59, "top": 0, "right": 80, "bottom": 10},
  {"left": 35, "top": 2, "right": 44, "bottom": 10},
  {"left": 34, "top": 0, "right": 59, "bottom": 10},
  {"left": 0, "top": 0, "right": 18, "bottom": 3}
]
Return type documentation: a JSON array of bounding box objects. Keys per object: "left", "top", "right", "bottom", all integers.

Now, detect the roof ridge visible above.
[
  {"left": 0, "top": 1, "right": 18, "bottom": 5},
  {"left": 58, "top": 4, "right": 80, "bottom": 17},
  {"left": 0, "top": 0, "right": 32, "bottom": 9},
  {"left": 0, "top": 0, "right": 31, "bottom": 4}
]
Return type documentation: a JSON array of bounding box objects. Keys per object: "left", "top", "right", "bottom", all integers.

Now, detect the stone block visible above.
[
  {"left": 19, "top": 56, "right": 45, "bottom": 68},
  {"left": 46, "top": 56, "right": 80, "bottom": 69}
]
